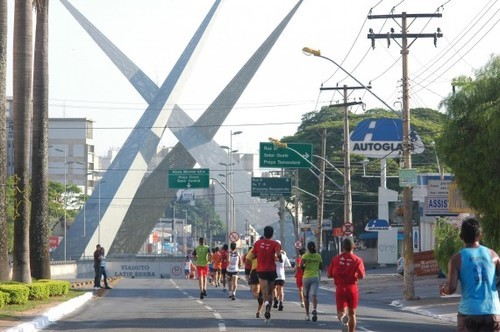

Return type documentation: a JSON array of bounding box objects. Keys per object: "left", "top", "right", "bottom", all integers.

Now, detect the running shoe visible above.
[
  {"left": 273, "top": 298, "right": 278, "bottom": 308},
  {"left": 278, "top": 303, "right": 283, "bottom": 311},
  {"left": 341, "top": 314, "right": 349, "bottom": 332},
  {"left": 231, "top": 295, "right": 236, "bottom": 300},
  {"left": 203, "top": 289, "right": 207, "bottom": 296},
  {"left": 312, "top": 309, "right": 317, "bottom": 322},
  {"left": 256, "top": 312, "right": 260, "bottom": 318},
  {"left": 264, "top": 301, "right": 271, "bottom": 320},
  {"left": 305, "top": 314, "right": 311, "bottom": 321},
  {"left": 300, "top": 302, "right": 304, "bottom": 308},
  {"left": 200, "top": 292, "right": 204, "bottom": 299}
]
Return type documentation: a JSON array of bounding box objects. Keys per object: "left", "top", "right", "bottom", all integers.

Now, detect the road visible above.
[{"left": 43, "top": 271, "right": 456, "bottom": 331}]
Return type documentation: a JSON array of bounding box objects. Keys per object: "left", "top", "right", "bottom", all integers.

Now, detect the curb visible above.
[{"left": 5, "top": 292, "right": 93, "bottom": 332}]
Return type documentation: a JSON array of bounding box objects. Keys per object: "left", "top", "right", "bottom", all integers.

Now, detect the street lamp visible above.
[
  {"left": 183, "top": 210, "right": 188, "bottom": 256},
  {"left": 97, "top": 179, "right": 107, "bottom": 244},
  {"left": 302, "top": 47, "right": 396, "bottom": 113}
]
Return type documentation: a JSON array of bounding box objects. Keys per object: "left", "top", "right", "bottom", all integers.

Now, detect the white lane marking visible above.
[{"left": 218, "top": 322, "right": 227, "bottom": 331}]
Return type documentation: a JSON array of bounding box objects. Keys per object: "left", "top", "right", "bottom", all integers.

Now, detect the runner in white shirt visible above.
[
  {"left": 226, "top": 242, "right": 242, "bottom": 300},
  {"left": 274, "top": 240, "right": 291, "bottom": 311}
]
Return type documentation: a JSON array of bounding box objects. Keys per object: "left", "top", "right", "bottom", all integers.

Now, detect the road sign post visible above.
[
  {"left": 259, "top": 142, "right": 313, "bottom": 168},
  {"left": 168, "top": 169, "right": 210, "bottom": 189},
  {"left": 251, "top": 177, "right": 292, "bottom": 197}
]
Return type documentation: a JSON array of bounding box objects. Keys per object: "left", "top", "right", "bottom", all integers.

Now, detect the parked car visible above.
[{"left": 397, "top": 257, "right": 404, "bottom": 275}]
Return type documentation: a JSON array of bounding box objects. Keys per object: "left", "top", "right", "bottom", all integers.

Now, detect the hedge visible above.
[
  {"left": 0, "top": 291, "right": 9, "bottom": 308},
  {"left": 37, "top": 280, "right": 70, "bottom": 296},
  {"left": 27, "top": 282, "right": 50, "bottom": 300},
  {"left": 0, "top": 284, "right": 30, "bottom": 305}
]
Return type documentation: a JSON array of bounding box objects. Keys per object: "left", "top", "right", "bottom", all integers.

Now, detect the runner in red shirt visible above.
[
  {"left": 327, "top": 237, "right": 365, "bottom": 332},
  {"left": 219, "top": 244, "right": 229, "bottom": 292},
  {"left": 247, "top": 226, "right": 282, "bottom": 322},
  {"left": 294, "top": 248, "right": 306, "bottom": 307}
]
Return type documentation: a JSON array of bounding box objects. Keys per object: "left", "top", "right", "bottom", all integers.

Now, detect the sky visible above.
[{"left": 5, "top": 0, "right": 499, "bottom": 158}]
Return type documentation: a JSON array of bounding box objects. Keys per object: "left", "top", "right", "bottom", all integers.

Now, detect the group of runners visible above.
[{"left": 191, "top": 226, "right": 366, "bottom": 332}]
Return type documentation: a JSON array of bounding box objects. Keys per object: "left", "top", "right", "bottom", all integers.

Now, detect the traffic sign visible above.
[
  {"left": 251, "top": 177, "right": 292, "bottom": 197},
  {"left": 168, "top": 169, "right": 210, "bottom": 189},
  {"left": 294, "top": 240, "right": 302, "bottom": 249},
  {"left": 399, "top": 169, "right": 418, "bottom": 187},
  {"left": 259, "top": 142, "right": 313, "bottom": 168},
  {"left": 229, "top": 232, "right": 240, "bottom": 243},
  {"left": 342, "top": 222, "right": 354, "bottom": 236}
]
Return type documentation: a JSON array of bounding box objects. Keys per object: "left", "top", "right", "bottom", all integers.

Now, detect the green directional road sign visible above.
[
  {"left": 251, "top": 177, "right": 292, "bottom": 197},
  {"left": 168, "top": 169, "right": 210, "bottom": 189},
  {"left": 259, "top": 142, "right": 313, "bottom": 168}
]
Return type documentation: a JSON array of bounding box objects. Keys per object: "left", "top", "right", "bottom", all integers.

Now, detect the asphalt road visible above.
[{"left": 42, "top": 271, "right": 456, "bottom": 332}]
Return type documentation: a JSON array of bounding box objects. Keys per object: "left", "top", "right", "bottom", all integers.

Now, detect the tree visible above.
[
  {"left": 437, "top": 56, "right": 500, "bottom": 251},
  {"left": 0, "top": 0, "right": 9, "bottom": 281},
  {"left": 30, "top": 0, "right": 50, "bottom": 279},
  {"left": 12, "top": 0, "right": 33, "bottom": 283},
  {"left": 433, "top": 217, "right": 462, "bottom": 274},
  {"left": 284, "top": 106, "right": 447, "bottom": 236}
]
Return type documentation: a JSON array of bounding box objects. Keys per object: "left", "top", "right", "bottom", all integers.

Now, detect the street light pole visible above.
[
  {"left": 302, "top": 47, "right": 396, "bottom": 113},
  {"left": 98, "top": 180, "right": 107, "bottom": 245},
  {"left": 55, "top": 147, "right": 67, "bottom": 261},
  {"left": 183, "top": 210, "right": 188, "bottom": 256},
  {"left": 229, "top": 130, "right": 242, "bottom": 233}
]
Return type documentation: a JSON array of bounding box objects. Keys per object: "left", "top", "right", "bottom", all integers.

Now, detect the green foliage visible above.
[
  {"left": 282, "top": 106, "right": 447, "bottom": 232},
  {"left": 433, "top": 218, "right": 462, "bottom": 275},
  {"left": 38, "top": 280, "right": 70, "bottom": 296},
  {"left": 26, "top": 282, "right": 50, "bottom": 300},
  {"left": 437, "top": 55, "right": 500, "bottom": 249},
  {"left": 0, "top": 291, "right": 9, "bottom": 308},
  {"left": 0, "top": 284, "right": 30, "bottom": 305}
]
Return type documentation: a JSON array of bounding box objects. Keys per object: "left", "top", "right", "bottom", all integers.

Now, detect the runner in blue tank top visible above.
[{"left": 440, "top": 217, "right": 500, "bottom": 331}]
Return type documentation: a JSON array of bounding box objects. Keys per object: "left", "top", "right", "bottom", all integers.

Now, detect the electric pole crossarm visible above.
[
  {"left": 368, "top": 33, "right": 443, "bottom": 39},
  {"left": 321, "top": 86, "right": 368, "bottom": 91},
  {"left": 368, "top": 13, "right": 442, "bottom": 19},
  {"left": 330, "top": 101, "right": 363, "bottom": 108}
]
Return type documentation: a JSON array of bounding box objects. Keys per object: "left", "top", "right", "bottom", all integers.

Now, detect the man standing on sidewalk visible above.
[
  {"left": 93, "top": 244, "right": 102, "bottom": 290},
  {"left": 327, "top": 237, "right": 365, "bottom": 332},
  {"left": 440, "top": 217, "right": 500, "bottom": 331},
  {"left": 193, "top": 237, "right": 211, "bottom": 299}
]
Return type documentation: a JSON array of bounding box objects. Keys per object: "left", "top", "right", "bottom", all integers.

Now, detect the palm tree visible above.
[
  {"left": 30, "top": 0, "right": 50, "bottom": 279},
  {"left": 12, "top": 0, "right": 33, "bottom": 283},
  {"left": 0, "top": 0, "right": 10, "bottom": 281}
]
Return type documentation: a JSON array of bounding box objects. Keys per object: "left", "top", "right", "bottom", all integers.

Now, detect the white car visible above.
[{"left": 397, "top": 257, "right": 404, "bottom": 275}]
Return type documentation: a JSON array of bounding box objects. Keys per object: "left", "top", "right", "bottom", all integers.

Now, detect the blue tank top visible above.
[{"left": 458, "top": 245, "right": 500, "bottom": 315}]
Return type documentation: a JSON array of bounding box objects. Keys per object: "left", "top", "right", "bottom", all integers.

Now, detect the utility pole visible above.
[
  {"left": 368, "top": 11, "right": 442, "bottom": 301},
  {"left": 294, "top": 169, "right": 300, "bottom": 256},
  {"left": 316, "top": 128, "right": 326, "bottom": 252},
  {"left": 320, "top": 86, "right": 364, "bottom": 229}
]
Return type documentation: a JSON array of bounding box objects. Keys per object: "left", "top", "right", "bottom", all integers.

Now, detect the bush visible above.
[
  {"left": 27, "top": 282, "right": 50, "bottom": 300},
  {"left": 38, "top": 280, "right": 70, "bottom": 296},
  {"left": 434, "top": 217, "right": 463, "bottom": 275},
  {"left": 0, "top": 291, "right": 9, "bottom": 308},
  {"left": 0, "top": 284, "right": 30, "bottom": 305}
]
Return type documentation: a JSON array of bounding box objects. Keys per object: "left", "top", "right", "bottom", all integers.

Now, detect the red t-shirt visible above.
[
  {"left": 295, "top": 256, "right": 303, "bottom": 279},
  {"left": 328, "top": 252, "right": 365, "bottom": 286},
  {"left": 252, "top": 238, "right": 281, "bottom": 272},
  {"left": 219, "top": 249, "right": 229, "bottom": 269}
]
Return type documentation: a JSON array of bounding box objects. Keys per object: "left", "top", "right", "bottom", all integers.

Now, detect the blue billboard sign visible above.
[{"left": 349, "top": 118, "right": 424, "bottom": 158}]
